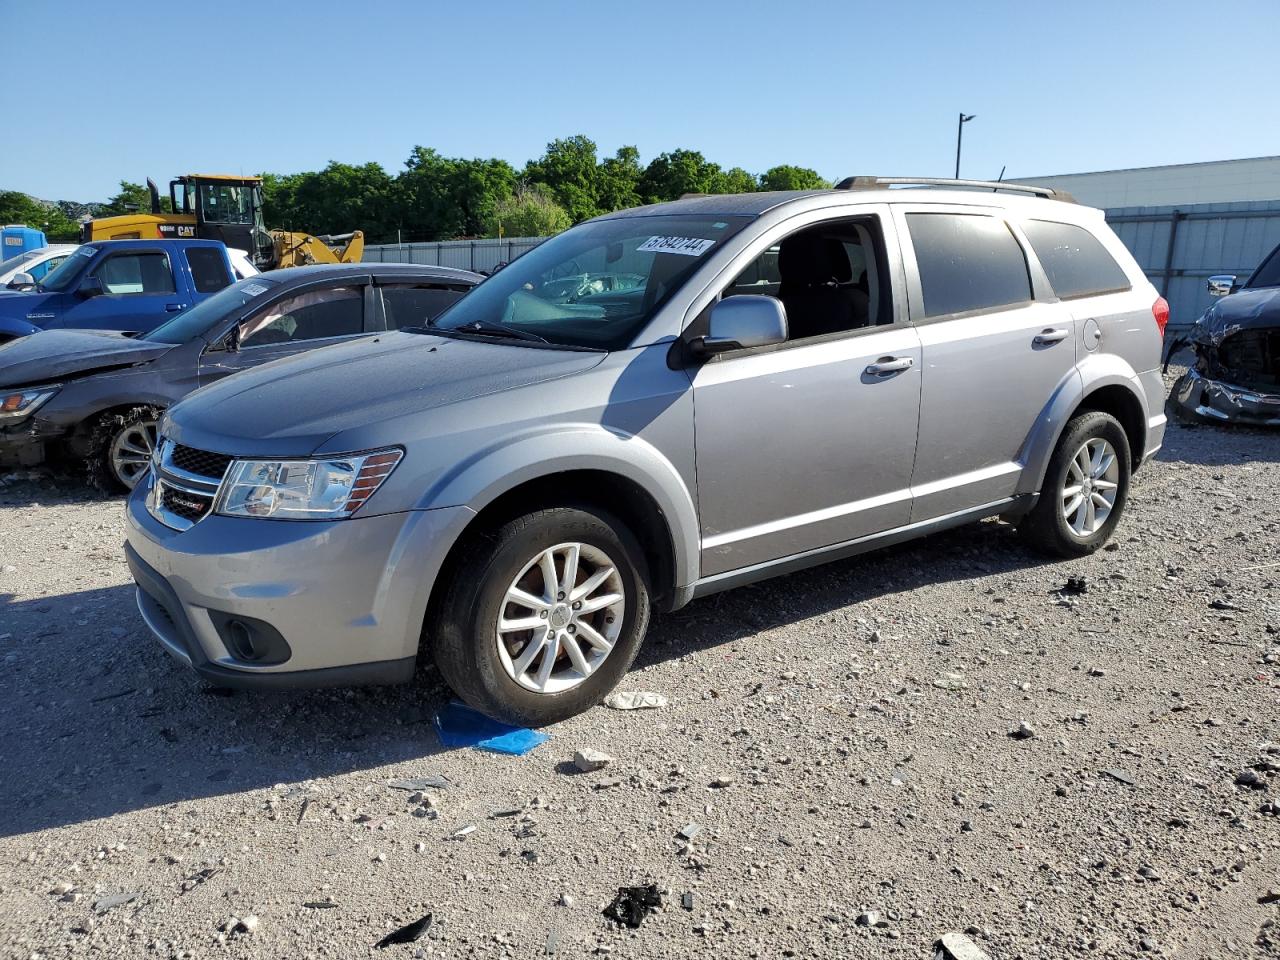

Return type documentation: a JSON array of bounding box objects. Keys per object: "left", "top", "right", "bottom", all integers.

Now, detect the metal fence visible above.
[
  {"left": 1104, "top": 199, "right": 1280, "bottom": 330},
  {"left": 363, "top": 198, "right": 1280, "bottom": 332},
  {"left": 361, "top": 237, "right": 543, "bottom": 273}
]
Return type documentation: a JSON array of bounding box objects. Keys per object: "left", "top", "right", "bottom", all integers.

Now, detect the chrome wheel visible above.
[
  {"left": 496, "top": 542, "right": 625, "bottom": 694},
  {"left": 110, "top": 419, "right": 157, "bottom": 489},
  {"left": 1061, "top": 437, "right": 1119, "bottom": 537}
]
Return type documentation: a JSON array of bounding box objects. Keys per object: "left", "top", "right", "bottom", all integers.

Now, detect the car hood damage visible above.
[
  {"left": 0, "top": 329, "right": 174, "bottom": 389},
  {"left": 1167, "top": 287, "right": 1280, "bottom": 426},
  {"left": 165, "top": 331, "right": 606, "bottom": 457}
]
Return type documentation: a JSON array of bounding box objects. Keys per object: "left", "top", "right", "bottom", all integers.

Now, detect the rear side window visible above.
[
  {"left": 381, "top": 284, "right": 470, "bottom": 329},
  {"left": 186, "top": 248, "right": 232, "bottom": 294},
  {"left": 906, "top": 213, "right": 1031, "bottom": 318},
  {"left": 1021, "top": 220, "right": 1130, "bottom": 300},
  {"left": 96, "top": 253, "right": 176, "bottom": 295}
]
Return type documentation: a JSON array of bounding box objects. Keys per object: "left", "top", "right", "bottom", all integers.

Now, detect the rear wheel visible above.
[
  {"left": 85, "top": 406, "right": 160, "bottom": 493},
  {"left": 1019, "top": 411, "right": 1131, "bottom": 557},
  {"left": 433, "top": 506, "right": 650, "bottom": 727}
]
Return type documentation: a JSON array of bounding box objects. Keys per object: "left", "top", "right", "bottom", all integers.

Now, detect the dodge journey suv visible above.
[{"left": 125, "top": 177, "right": 1168, "bottom": 726}]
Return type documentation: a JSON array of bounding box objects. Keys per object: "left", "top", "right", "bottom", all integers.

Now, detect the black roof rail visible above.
[{"left": 833, "top": 176, "right": 1075, "bottom": 203}]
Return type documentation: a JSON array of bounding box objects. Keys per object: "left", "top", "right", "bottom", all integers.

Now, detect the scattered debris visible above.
[
  {"left": 93, "top": 891, "right": 140, "bottom": 914},
  {"left": 451, "top": 823, "right": 477, "bottom": 839},
  {"left": 603, "top": 884, "right": 662, "bottom": 928},
  {"left": 573, "top": 749, "right": 613, "bottom": 772},
  {"left": 1259, "top": 888, "right": 1280, "bottom": 905},
  {"left": 709, "top": 775, "right": 734, "bottom": 788},
  {"left": 235, "top": 915, "right": 260, "bottom": 935},
  {"left": 376, "top": 912, "right": 433, "bottom": 948},
  {"left": 932, "top": 673, "right": 968, "bottom": 690},
  {"left": 1088, "top": 666, "right": 1107, "bottom": 677},
  {"left": 297, "top": 797, "right": 311, "bottom": 823},
  {"left": 1060, "top": 576, "right": 1089, "bottom": 596},
  {"left": 1102, "top": 768, "right": 1136, "bottom": 786},
  {"left": 490, "top": 804, "right": 526, "bottom": 818},
  {"left": 303, "top": 900, "right": 338, "bottom": 909},
  {"left": 678, "top": 823, "right": 703, "bottom": 841},
  {"left": 604, "top": 690, "right": 668, "bottom": 711},
  {"left": 681, "top": 892, "right": 696, "bottom": 911},
  {"left": 388, "top": 775, "right": 452, "bottom": 791},
  {"left": 434, "top": 701, "right": 550, "bottom": 755},
  {"left": 934, "top": 931, "right": 993, "bottom": 960}
]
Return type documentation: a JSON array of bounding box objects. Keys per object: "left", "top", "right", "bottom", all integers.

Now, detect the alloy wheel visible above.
[
  {"left": 496, "top": 541, "right": 625, "bottom": 694},
  {"left": 110, "top": 419, "right": 158, "bottom": 490},
  {"left": 1061, "top": 437, "right": 1120, "bottom": 537}
]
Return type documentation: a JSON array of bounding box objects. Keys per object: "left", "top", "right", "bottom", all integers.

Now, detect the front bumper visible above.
[
  {"left": 1168, "top": 367, "right": 1280, "bottom": 427},
  {"left": 125, "top": 473, "right": 475, "bottom": 688},
  {"left": 0, "top": 425, "right": 46, "bottom": 467}
]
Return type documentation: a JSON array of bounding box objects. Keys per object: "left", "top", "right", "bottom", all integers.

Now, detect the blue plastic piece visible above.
[{"left": 433, "top": 700, "right": 550, "bottom": 756}]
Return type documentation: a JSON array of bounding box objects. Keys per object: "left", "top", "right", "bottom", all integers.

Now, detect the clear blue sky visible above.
[{"left": 2, "top": 0, "right": 1277, "bottom": 201}]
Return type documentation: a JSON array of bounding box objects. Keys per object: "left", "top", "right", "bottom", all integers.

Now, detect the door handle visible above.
[
  {"left": 1033, "top": 328, "right": 1069, "bottom": 345},
  {"left": 165, "top": 303, "right": 187, "bottom": 312},
  {"left": 865, "top": 356, "right": 914, "bottom": 376}
]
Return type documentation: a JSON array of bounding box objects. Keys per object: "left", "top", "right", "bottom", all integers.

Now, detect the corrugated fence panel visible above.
[{"left": 364, "top": 203, "right": 1280, "bottom": 331}]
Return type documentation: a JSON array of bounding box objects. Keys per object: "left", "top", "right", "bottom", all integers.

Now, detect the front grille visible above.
[
  {"left": 170, "top": 444, "right": 234, "bottom": 480},
  {"left": 161, "top": 485, "right": 214, "bottom": 523}
]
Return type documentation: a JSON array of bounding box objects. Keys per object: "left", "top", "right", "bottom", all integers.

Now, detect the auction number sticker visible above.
[{"left": 637, "top": 236, "right": 715, "bottom": 257}]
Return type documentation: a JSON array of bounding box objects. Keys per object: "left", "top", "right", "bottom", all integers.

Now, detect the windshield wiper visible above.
[{"left": 429, "top": 318, "right": 548, "bottom": 344}]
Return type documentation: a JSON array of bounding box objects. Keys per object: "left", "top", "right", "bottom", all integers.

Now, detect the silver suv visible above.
[{"left": 125, "top": 178, "right": 1169, "bottom": 725}]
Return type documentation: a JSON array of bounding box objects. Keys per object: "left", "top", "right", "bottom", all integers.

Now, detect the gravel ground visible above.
[{"left": 1, "top": 383, "right": 1278, "bottom": 960}]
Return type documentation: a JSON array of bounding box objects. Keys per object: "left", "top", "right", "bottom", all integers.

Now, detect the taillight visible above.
[{"left": 1152, "top": 296, "right": 1170, "bottom": 337}]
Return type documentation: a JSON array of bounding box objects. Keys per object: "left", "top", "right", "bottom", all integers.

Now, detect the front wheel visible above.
[
  {"left": 433, "top": 506, "right": 651, "bottom": 727},
  {"left": 1019, "top": 410, "right": 1131, "bottom": 557},
  {"left": 85, "top": 406, "right": 160, "bottom": 493}
]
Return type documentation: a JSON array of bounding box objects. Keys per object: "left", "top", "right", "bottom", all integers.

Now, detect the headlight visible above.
[
  {"left": 215, "top": 449, "right": 403, "bottom": 520},
  {"left": 0, "top": 385, "right": 59, "bottom": 422}
]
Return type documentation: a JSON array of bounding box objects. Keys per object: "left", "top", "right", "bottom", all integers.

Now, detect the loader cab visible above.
[{"left": 169, "top": 175, "right": 274, "bottom": 269}]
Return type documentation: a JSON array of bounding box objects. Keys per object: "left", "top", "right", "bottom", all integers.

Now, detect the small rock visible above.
[
  {"left": 709, "top": 776, "right": 734, "bottom": 789},
  {"left": 1088, "top": 666, "right": 1107, "bottom": 677},
  {"left": 51, "top": 881, "right": 74, "bottom": 896},
  {"left": 1236, "top": 769, "right": 1265, "bottom": 789},
  {"left": 235, "top": 915, "right": 259, "bottom": 935},
  {"left": 1102, "top": 768, "right": 1136, "bottom": 786},
  {"left": 935, "top": 931, "right": 993, "bottom": 960},
  {"left": 678, "top": 823, "right": 702, "bottom": 841},
  {"left": 681, "top": 892, "right": 695, "bottom": 911},
  {"left": 855, "top": 910, "right": 882, "bottom": 927},
  {"left": 604, "top": 691, "right": 667, "bottom": 710},
  {"left": 1010, "top": 721, "right": 1036, "bottom": 740},
  {"left": 559, "top": 893, "right": 574, "bottom": 908},
  {"left": 573, "top": 749, "right": 612, "bottom": 773},
  {"left": 451, "top": 823, "right": 477, "bottom": 839},
  {"left": 1138, "top": 937, "right": 1157, "bottom": 952},
  {"left": 1260, "top": 888, "right": 1280, "bottom": 905}
]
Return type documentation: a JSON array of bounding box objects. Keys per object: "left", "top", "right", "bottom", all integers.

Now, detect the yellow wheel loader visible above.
[{"left": 81, "top": 174, "right": 363, "bottom": 270}]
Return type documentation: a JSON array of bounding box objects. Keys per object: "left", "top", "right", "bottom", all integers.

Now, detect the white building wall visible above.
[{"left": 1011, "top": 156, "right": 1280, "bottom": 208}]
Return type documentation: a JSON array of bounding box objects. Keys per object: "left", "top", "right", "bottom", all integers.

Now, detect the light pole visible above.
[{"left": 955, "top": 113, "right": 976, "bottom": 179}]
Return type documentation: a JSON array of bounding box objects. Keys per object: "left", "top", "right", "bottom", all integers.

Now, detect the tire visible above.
[
  {"left": 85, "top": 406, "right": 161, "bottom": 494},
  {"left": 1019, "top": 411, "right": 1131, "bottom": 557},
  {"left": 433, "top": 506, "right": 651, "bottom": 727}
]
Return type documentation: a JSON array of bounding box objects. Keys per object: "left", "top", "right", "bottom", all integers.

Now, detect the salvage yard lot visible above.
[{"left": 1, "top": 385, "right": 1278, "bottom": 958}]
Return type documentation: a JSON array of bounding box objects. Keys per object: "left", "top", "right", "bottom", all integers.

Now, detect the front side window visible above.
[
  {"left": 199, "top": 184, "right": 254, "bottom": 225},
  {"left": 96, "top": 252, "right": 176, "bottom": 295},
  {"left": 907, "top": 213, "right": 1031, "bottom": 318},
  {"left": 37, "top": 245, "right": 94, "bottom": 292},
  {"left": 239, "top": 286, "right": 364, "bottom": 347},
  {"left": 1021, "top": 220, "right": 1130, "bottom": 300},
  {"left": 1247, "top": 243, "right": 1280, "bottom": 289},
  {"left": 381, "top": 283, "right": 471, "bottom": 329},
  {"left": 431, "top": 215, "right": 750, "bottom": 349},
  {"left": 30, "top": 255, "right": 68, "bottom": 280},
  {"left": 186, "top": 247, "right": 232, "bottom": 293}
]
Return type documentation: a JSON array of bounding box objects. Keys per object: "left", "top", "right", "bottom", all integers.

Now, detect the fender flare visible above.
[
  {"left": 423, "top": 424, "right": 701, "bottom": 592},
  {"left": 1016, "top": 354, "right": 1150, "bottom": 497}
]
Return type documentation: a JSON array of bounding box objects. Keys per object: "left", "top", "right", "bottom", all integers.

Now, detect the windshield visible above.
[
  {"left": 0, "top": 250, "right": 39, "bottom": 271},
  {"left": 431, "top": 215, "right": 751, "bottom": 349},
  {"left": 199, "top": 183, "right": 256, "bottom": 225},
  {"left": 143, "top": 277, "right": 277, "bottom": 344},
  {"left": 1247, "top": 244, "right": 1280, "bottom": 289},
  {"left": 37, "top": 245, "right": 94, "bottom": 292}
]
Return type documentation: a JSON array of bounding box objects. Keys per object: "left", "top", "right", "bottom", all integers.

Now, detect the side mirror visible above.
[
  {"left": 691, "top": 295, "right": 788, "bottom": 357},
  {"left": 1206, "top": 275, "right": 1237, "bottom": 297},
  {"left": 6, "top": 272, "right": 35, "bottom": 290},
  {"left": 77, "top": 275, "right": 105, "bottom": 299}
]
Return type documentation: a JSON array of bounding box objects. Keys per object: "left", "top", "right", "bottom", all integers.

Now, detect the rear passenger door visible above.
[
  {"left": 198, "top": 279, "right": 375, "bottom": 384},
  {"left": 894, "top": 206, "right": 1078, "bottom": 522}
]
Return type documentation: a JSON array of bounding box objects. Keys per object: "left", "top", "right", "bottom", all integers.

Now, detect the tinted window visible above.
[
  {"left": 907, "top": 213, "right": 1031, "bottom": 318},
  {"left": 143, "top": 278, "right": 277, "bottom": 344},
  {"left": 30, "top": 255, "right": 68, "bottom": 281},
  {"left": 186, "top": 248, "right": 232, "bottom": 293},
  {"left": 381, "top": 284, "right": 469, "bottom": 329},
  {"left": 1021, "top": 220, "right": 1130, "bottom": 299},
  {"left": 96, "top": 253, "right": 176, "bottom": 295},
  {"left": 240, "top": 286, "right": 364, "bottom": 347},
  {"left": 1248, "top": 244, "right": 1280, "bottom": 289}
]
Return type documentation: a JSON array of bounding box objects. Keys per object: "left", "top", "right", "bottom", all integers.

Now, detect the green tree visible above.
[
  {"left": 486, "top": 183, "right": 571, "bottom": 238},
  {"left": 638, "top": 150, "right": 728, "bottom": 203},
  {"left": 524, "top": 135, "right": 601, "bottom": 223},
  {"left": 596, "top": 145, "right": 643, "bottom": 212},
  {"left": 713, "top": 166, "right": 757, "bottom": 194},
  {"left": 396, "top": 148, "right": 516, "bottom": 240},
  {"left": 98, "top": 180, "right": 171, "bottom": 217},
  {"left": 0, "top": 191, "right": 80, "bottom": 242},
  {"left": 263, "top": 162, "right": 399, "bottom": 242},
  {"left": 759, "top": 165, "right": 831, "bottom": 191}
]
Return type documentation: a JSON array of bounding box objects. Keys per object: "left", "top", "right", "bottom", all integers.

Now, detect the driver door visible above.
[{"left": 198, "top": 280, "right": 374, "bottom": 385}]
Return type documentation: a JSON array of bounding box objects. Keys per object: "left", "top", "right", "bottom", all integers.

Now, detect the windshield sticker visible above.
[
  {"left": 241, "top": 282, "right": 270, "bottom": 296},
  {"left": 637, "top": 236, "right": 716, "bottom": 257}
]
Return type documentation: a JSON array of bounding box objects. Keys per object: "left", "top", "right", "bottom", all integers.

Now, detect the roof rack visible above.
[{"left": 833, "top": 176, "right": 1075, "bottom": 203}]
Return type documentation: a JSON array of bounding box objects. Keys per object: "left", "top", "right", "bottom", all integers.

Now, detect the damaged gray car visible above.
[{"left": 1167, "top": 243, "right": 1280, "bottom": 426}]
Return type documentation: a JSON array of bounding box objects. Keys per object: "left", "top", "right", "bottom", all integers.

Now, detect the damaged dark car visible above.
[
  {"left": 0, "top": 263, "right": 480, "bottom": 490},
  {"left": 1167, "top": 242, "right": 1280, "bottom": 426}
]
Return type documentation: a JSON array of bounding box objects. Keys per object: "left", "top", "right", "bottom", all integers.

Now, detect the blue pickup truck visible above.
[{"left": 0, "top": 239, "right": 234, "bottom": 342}]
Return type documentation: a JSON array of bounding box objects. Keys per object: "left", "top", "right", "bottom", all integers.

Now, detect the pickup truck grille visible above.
[{"left": 169, "top": 444, "right": 234, "bottom": 480}]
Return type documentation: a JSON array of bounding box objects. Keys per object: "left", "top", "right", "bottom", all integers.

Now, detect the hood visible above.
[
  {"left": 1193, "top": 286, "right": 1280, "bottom": 344},
  {"left": 167, "top": 332, "right": 606, "bottom": 456},
  {"left": 0, "top": 329, "right": 174, "bottom": 388}
]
